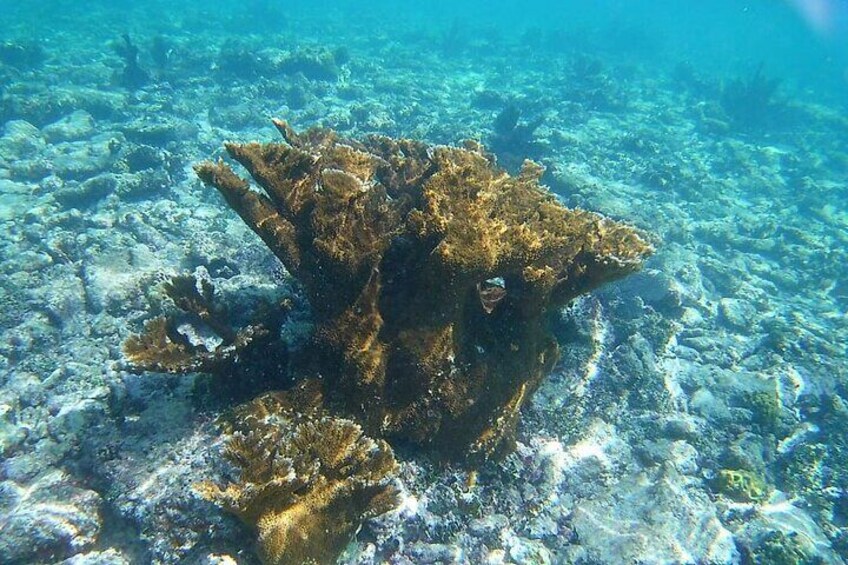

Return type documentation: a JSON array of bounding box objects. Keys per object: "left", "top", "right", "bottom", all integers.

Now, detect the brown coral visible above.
[
  {"left": 194, "top": 120, "right": 652, "bottom": 464},
  {"left": 124, "top": 273, "right": 290, "bottom": 397},
  {"left": 196, "top": 380, "right": 399, "bottom": 565}
]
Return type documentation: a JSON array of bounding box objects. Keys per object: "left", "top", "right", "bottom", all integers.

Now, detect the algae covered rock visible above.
[
  {"left": 194, "top": 120, "right": 651, "bottom": 464},
  {"left": 714, "top": 468, "right": 771, "bottom": 503},
  {"left": 196, "top": 381, "right": 399, "bottom": 565}
]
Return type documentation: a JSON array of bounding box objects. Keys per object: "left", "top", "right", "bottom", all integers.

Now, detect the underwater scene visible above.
[{"left": 1, "top": 0, "right": 847, "bottom": 563}]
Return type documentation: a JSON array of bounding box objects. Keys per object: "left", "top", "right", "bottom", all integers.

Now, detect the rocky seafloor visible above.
[{"left": 1, "top": 4, "right": 848, "bottom": 564}]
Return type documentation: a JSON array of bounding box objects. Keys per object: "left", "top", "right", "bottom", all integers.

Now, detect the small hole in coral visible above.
[{"left": 478, "top": 277, "right": 507, "bottom": 314}]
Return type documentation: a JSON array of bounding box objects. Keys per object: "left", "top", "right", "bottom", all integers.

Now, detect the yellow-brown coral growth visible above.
[
  {"left": 196, "top": 381, "right": 399, "bottom": 565},
  {"left": 123, "top": 274, "right": 287, "bottom": 379},
  {"left": 195, "top": 120, "right": 652, "bottom": 464}
]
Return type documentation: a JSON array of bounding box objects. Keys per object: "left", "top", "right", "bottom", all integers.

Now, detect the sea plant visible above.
[
  {"left": 113, "top": 34, "right": 149, "bottom": 90},
  {"left": 720, "top": 64, "right": 783, "bottom": 130},
  {"left": 489, "top": 104, "right": 546, "bottom": 173}
]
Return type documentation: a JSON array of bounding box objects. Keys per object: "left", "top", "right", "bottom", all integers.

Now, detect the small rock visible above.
[
  {"left": 0, "top": 471, "right": 102, "bottom": 563},
  {"left": 0, "top": 120, "right": 46, "bottom": 159},
  {"left": 690, "top": 387, "right": 731, "bottom": 422},
  {"left": 504, "top": 531, "right": 551, "bottom": 565},
  {"left": 120, "top": 117, "right": 197, "bottom": 145},
  {"left": 469, "top": 513, "right": 509, "bottom": 542},
  {"left": 0, "top": 178, "right": 32, "bottom": 195},
  {"left": 667, "top": 440, "right": 700, "bottom": 475},
  {"left": 573, "top": 469, "right": 738, "bottom": 564},
  {"left": 53, "top": 173, "right": 117, "bottom": 208},
  {"left": 47, "top": 133, "right": 120, "bottom": 181},
  {"left": 200, "top": 554, "right": 239, "bottom": 565},
  {"left": 482, "top": 548, "right": 507, "bottom": 565},
  {"left": 0, "top": 401, "right": 27, "bottom": 457},
  {"left": 48, "top": 397, "right": 107, "bottom": 441},
  {"left": 407, "top": 541, "right": 461, "bottom": 563},
  {"left": 115, "top": 169, "right": 170, "bottom": 200},
  {"left": 719, "top": 297, "right": 757, "bottom": 331},
  {"left": 62, "top": 548, "right": 132, "bottom": 564},
  {"left": 42, "top": 110, "right": 96, "bottom": 143},
  {"left": 0, "top": 180, "right": 33, "bottom": 220}
]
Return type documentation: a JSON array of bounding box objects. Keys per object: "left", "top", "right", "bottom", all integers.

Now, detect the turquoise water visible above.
[{"left": 1, "top": 1, "right": 847, "bottom": 563}]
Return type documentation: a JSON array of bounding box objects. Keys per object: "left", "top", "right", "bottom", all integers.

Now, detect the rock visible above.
[
  {"left": 558, "top": 422, "right": 630, "bottom": 499},
  {"left": 503, "top": 530, "right": 552, "bottom": 565},
  {"left": 667, "top": 440, "right": 700, "bottom": 475},
  {"left": 61, "top": 548, "right": 132, "bottom": 564},
  {"left": 407, "top": 542, "right": 461, "bottom": 563},
  {"left": 719, "top": 297, "right": 757, "bottom": 331},
  {"left": 115, "top": 169, "right": 170, "bottom": 201},
  {"left": 482, "top": 548, "right": 508, "bottom": 565},
  {"left": 81, "top": 244, "right": 159, "bottom": 315},
  {"left": 3, "top": 88, "right": 125, "bottom": 127},
  {"left": 0, "top": 178, "right": 31, "bottom": 195},
  {"left": 199, "top": 554, "right": 239, "bottom": 565},
  {"left": 0, "top": 179, "right": 33, "bottom": 220},
  {"left": 732, "top": 498, "right": 842, "bottom": 565},
  {"left": 29, "top": 265, "right": 87, "bottom": 325},
  {"left": 0, "top": 401, "right": 27, "bottom": 457},
  {"left": 469, "top": 513, "right": 509, "bottom": 543},
  {"left": 621, "top": 268, "right": 683, "bottom": 312},
  {"left": 42, "top": 110, "right": 96, "bottom": 143},
  {"left": 53, "top": 174, "right": 117, "bottom": 208},
  {"left": 573, "top": 469, "right": 738, "bottom": 564},
  {"left": 690, "top": 387, "right": 731, "bottom": 422},
  {"left": 120, "top": 117, "right": 197, "bottom": 146},
  {"left": 0, "top": 471, "right": 102, "bottom": 563},
  {"left": 525, "top": 514, "right": 558, "bottom": 540},
  {"left": 47, "top": 133, "right": 121, "bottom": 181},
  {"left": 0, "top": 120, "right": 46, "bottom": 159},
  {"left": 48, "top": 396, "right": 108, "bottom": 443},
  {"left": 121, "top": 144, "right": 168, "bottom": 173}
]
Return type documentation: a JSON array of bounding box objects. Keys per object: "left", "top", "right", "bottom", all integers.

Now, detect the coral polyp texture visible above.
[
  {"left": 196, "top": 381, "right": 399, "bottom": 565},
  {"left": 195, "top": 119, "right": 652, "bottom": 464}
]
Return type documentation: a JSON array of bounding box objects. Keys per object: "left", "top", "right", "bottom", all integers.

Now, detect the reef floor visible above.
[{"left": 1, "top": 6, "right": 847, "bottom": 564}]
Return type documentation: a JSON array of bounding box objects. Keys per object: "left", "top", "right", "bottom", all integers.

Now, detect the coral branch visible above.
[
  {"left": 124, "top": 274, "right": 288, "bottom": 384},
  {"left": 196, "top": 381, "right": 399, "bottom": 565}
]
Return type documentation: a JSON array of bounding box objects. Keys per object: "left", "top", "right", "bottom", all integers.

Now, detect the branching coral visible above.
[
  {"left": 193, "top": 120, "right": 652, "bottom": 464},
  {"left": 124, "top": 273, "right": 289, "bottom": 387},
  {"left": 489, "top": 105, "right": 545, "bottom": 173},
  {"left": 720, "top": 64, "right": 783, "bottom": 130},
  {"left": 196, "top": 380, "right": 399, "bottom": 565}
]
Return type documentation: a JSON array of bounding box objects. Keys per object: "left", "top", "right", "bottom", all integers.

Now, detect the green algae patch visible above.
[{"left": 715, "top": 469, "right": 771, "bottom": 503}]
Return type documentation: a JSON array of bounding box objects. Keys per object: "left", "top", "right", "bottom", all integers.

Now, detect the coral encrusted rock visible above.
[
  {"left": 196, "top": 381, "right": 399, "bottom": 565},
  {"left": 194, "top": 120, "right": 652, "bottom": 464}
]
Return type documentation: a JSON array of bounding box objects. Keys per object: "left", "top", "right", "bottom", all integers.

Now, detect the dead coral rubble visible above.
[
  {"left": 196, "top": 380, "right": 399, "bottom": 565},
  {"left": 193, "top": 119, "right": 652, "bottom": 464}
]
